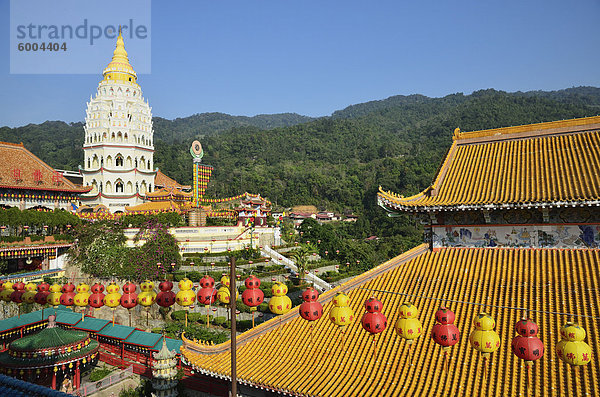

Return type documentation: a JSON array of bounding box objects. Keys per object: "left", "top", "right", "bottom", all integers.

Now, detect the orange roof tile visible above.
[
  {"left": 154, "top": 170, "right": 190, "bottom": 190},
  {"left": 0, "top": 142, "right": 90, "bottom": 193},
  {"left": 378, "top": 116, "right": 600, "bottom": 211},
  {"left": 182, "top": 245, "right": 600, "bottom": 396},
  {"left": 145, "top": 186, "right": 192, "bottom": 200}
]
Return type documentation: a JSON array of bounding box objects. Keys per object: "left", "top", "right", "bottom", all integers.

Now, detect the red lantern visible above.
[
  {"left": 361, "top": 297, "right": 387, "bottom": 357},
  {"left": 244, "top": 275, "right": 261, "bottom": 289},
  {"left": 156, "top": 280, "right": 176, "bottom": 308},
  {"left": 299, "top": 299, "right": 323, "bottom": 322},
  {"left": 241, "top": 275, "right": 264, "bottom": 328},
  {"left": 120, "top": 282, "right": 138, "bottom": 309},
  {"left": 10, "top": 282, "right": 25, "bottom": 303},
  {"left": 241, "top": 288, "right": 264, "bottom": 307},
  {"left": 512, "top": 318, "right": 544, "bottom": 387},
  {"left": 59, "top": 283, "right": 75, "bottom": 306},
  {"left": 199, "top": 275, "right": 215, "bottom": 289},
  {"left": 89, "top": 283, "right": 105, "bottom": 309},
  {"left": 34, "top": 282, "right": 50, "bottom": 305},
  {"left": 431, "top": 306, "right": 460, "bottom": 373},
  {"left": 91, "top": 283, "right": 104, "bottom": 294},
  {"left": 301, "top": 287, "right": 319, "bottom": 304},
  {"left": 361, "top": 298, "right": 387, "bottom": 334},
  {"left": 196, "top": 276, "right": 217, "bottom": 306},
  {"left": 299, "top": 287, "right": 323, "bottom": 344},
  {"left": 122, "top": 282, "right": 136, "bottom": 294}
]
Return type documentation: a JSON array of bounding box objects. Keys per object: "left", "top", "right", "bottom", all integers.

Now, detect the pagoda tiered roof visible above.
[
  {"left": 378, "top": 116, "right": 600, "bottom": 212},
  {"left": 182, "top": 244, "right": 600, "bottom": 396}
]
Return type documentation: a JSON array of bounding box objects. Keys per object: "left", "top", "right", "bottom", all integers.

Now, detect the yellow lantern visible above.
[
  {"left": 394, "top": 302, "right": 422, "bottom": 343},
  {"left": 469, "top": 312, "right": 500, "bottom": 388},
  {"left": 269, "top": 282, "right": 292, "bottom": 315},
  {"left": 138, "top": 280, "right": 156, "bottom": 307},
  {"left": 469, "top": 312, "right": 500, "bottom": 355},
  {"left": 0, "top": 281, "right": 14, "bottom": 302},
  {"left": 22, "top": 282, "right": 37, "bottom": 304},
  {"left": 557, "top": 322, "right": 592, "bottom": 367},
  {"left": 176, "top": 278, "right": 196, "bottom": 327},
  {"left": 74, "top": 283, "right": 90, "bottom": 307},
  {"left": 46, "top": 283, "right": 62, "bottom": 306},
  {"left": 329, "top": 292, "right": 354, "bottom": 327},
  {"left": 329, "top": 292, "right": 354, "bottom": 351},
  {"left": 217, "top": 276, "right": 238, "bottom": 304},
  {"left": 103, "top": 282, "right": 121, "bottom": 308},
  {"left": 175, "top": 278, "right": 195, "bottom": 307}
]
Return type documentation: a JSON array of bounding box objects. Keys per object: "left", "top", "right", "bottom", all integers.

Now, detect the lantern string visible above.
[{"left": 358, "top": 287, "right": 597, "bottom": 320}]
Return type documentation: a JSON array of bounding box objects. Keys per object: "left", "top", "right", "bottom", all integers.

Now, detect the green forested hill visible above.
[
  {"left": 0, "top": 112, "right": 314, "bottom": 170},
  {"left": 1, "top": 88, "right": 599, "bottom": 241},
  {"left": 152, "top": 112, "right": 315, "bottom": 143}
]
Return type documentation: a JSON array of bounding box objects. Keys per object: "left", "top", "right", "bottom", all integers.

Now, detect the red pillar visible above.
[
  {"left": 51, "top": 371, "right": 56, "bottom": 390},
  {"left": 20, "top": 327, "right": 23, "bottom": 338},
  {"left": 75, "top": 361, "right": 80, "bottom": 390}
]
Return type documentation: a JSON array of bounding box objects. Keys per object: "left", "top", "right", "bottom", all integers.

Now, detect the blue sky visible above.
[{"left": 1, "top": 0, "right": 599, "bottom": 127}]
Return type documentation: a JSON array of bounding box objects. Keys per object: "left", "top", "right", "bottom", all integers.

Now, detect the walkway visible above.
[{"left": 261, "top": 246, "right": 333, "bottom": 291}]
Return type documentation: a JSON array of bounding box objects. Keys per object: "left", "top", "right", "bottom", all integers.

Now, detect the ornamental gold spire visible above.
[{"left": 102, "top": 26, "right": 138, "bottom": 84}]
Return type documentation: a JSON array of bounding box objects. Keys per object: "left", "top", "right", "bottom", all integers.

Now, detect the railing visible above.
[
  {"left": 261, "top": 246, "right": 333, "bottom": 291},
  {"left": 0, "top": 268, "right": 65, "bottom": 283},
  {"left": 78, "top": 365, "right": 134, "bottom": 396}
]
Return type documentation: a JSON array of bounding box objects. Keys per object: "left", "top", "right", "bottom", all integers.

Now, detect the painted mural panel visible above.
[{"left": 432, "top": 224, "right": 600, "bottom": 249}]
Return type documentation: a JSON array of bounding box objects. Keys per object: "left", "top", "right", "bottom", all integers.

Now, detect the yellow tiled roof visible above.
[
  {"left": 378, "top": 116, "right": 600, "bottom": 210},
  {"left": 182, "top": 245, "right": 599, "bottom": 396},
  {"left": 124, "top": 200, "right": 183, "bottom": 212}
]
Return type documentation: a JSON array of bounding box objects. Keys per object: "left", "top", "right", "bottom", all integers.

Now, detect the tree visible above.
[{"left": 290, "top": 243, "right": 317, "bottom": 280}]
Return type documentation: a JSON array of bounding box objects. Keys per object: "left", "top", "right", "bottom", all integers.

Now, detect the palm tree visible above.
[{"left": 290, "top": 243, "right": 317, "bottom": 281}]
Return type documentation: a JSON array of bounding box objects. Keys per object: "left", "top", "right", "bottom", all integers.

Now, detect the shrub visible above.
[
  {"left": 171, "top": 310, "right": 202, "bottom": 322},
  {"left": 89, "top": 366, "right": 112, "bottom": 381}
]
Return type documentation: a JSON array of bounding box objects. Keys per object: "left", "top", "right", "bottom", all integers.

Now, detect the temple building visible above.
[
  {"left": 0, "top": 142, "right": 90, "bottom": 211},
  {"left": 180, "top": 116, "right": 600, "bottom": 396},
  {"left": 79, "top": 28, "right": 157, "bottom": 213}
]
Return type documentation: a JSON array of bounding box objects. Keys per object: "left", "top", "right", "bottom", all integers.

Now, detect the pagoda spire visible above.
[{"left": 102, "top": 25, "right": 137, "bottom": 83}]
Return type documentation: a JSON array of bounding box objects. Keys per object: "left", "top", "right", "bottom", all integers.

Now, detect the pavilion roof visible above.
[
  {"left": 0, "top": 142, "right": 91, "bottom": 193},
  {"left": 182, "top": 244, "right": 600, "bottom": 396},
  {"left": 0, "top": 310, "right": 52, "bottom": 333},
  {"left": 97, "top": 324, "right": 136, "bottom": 340},
  {"left": 54, "top": 311, "right": 83, "bottom": 326},
  {"left": 378, "top": 115, "right": 600, "bottom": 212},
  {"left": 72, "top": 317, "right": 110, "bottom": 333},
  {"left": 10, "top": 327, "right": 89, "bottom": 351},
  {"left": 151, "top": 336, "right": 182, "bottom": 354},
  {"left": 124, "top": 330, "right": 161, "bottom": 348}
]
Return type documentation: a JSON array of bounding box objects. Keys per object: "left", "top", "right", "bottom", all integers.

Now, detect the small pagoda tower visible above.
[{"left": 151, "top": 337, "right": 179, "bottom": 397}]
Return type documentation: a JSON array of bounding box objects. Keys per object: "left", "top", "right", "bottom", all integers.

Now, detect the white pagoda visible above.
[
  {"left": 80, "top": 28, "right": 156, "bottom": 212},
  {"left": 151, "top": 337, "right": 179, "bottom": 397}
]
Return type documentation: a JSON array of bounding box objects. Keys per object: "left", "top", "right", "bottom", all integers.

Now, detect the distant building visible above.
[{"left": 0, "top": 141, "right": 90, "bottom": 211}]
